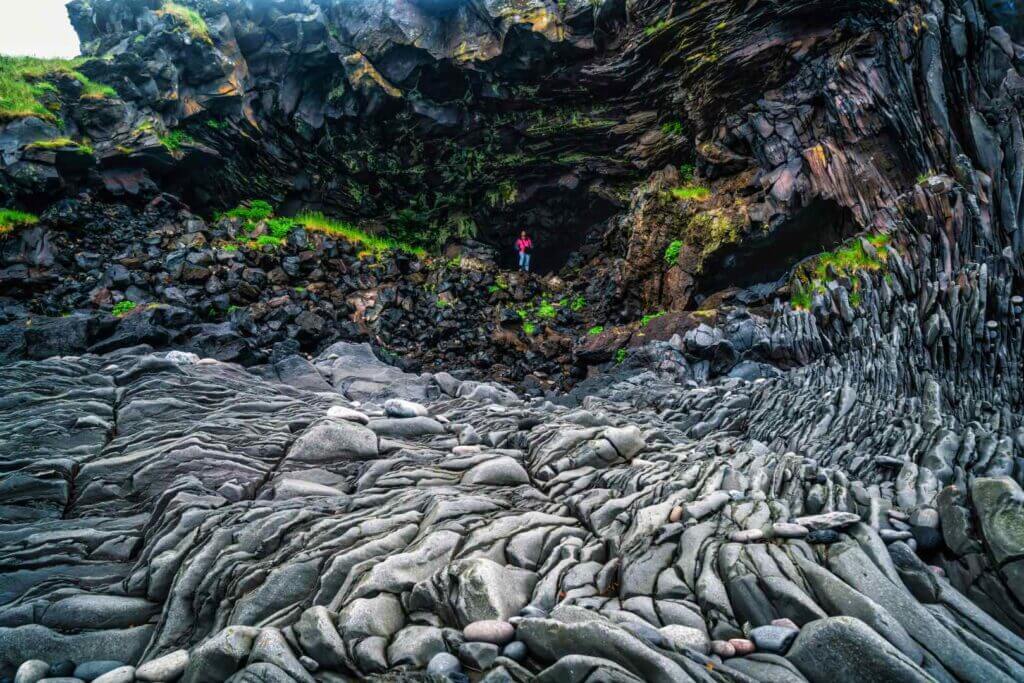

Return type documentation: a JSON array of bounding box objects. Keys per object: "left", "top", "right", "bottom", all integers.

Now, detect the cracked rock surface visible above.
[{"left": 1, "top": 328, "right": 1023, "bottom": 682}]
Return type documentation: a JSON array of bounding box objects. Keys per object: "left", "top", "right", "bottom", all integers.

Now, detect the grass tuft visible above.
[
  {"left": 791, "top": 234, "right": 891, "bottom": 309},
  {"left": 0, "top": 208, "right": 38, "bottom": 236},
  {"left": 156, "top": 2, "right": 213, "bottom": 44},
  {"left": 297, "top": 211, "right": 426, "bottom": 258},
  {"left": 159, "top": 130, "right": 194, "bottom": 153},
  {"left": 666, "top": 185, "right": 710, "bottom": 201},
  {"left": 113, "top": 300, "right": 137, "bottom": 317},
  {"left": 27, "top": 137, "right": 93, "bottom": 154},
  {"left": 664, "top": 240, "right": 683, "bottom": 265},
  {"left": 0, "top": 55, "right": 116, "bottom": 122}
]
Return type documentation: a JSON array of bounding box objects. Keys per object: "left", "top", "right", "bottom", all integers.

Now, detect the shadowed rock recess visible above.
[{"left": 3, "top": 0, "right": 1024, "bottom": 681}]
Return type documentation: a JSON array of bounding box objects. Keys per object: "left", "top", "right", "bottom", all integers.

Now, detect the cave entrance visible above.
[
  {"left": 491, "top": 182, "right": 618, "bottom": 275},
  {"left": 696, "top": 198, "right": 859, "bottom": 295}
]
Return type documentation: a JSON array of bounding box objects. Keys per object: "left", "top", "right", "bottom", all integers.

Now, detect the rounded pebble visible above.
[
  {"left": 426, "top": 652, "right": 462, "bottom": 677},
  {"left": 463, "top": 619, "right": 515, "bottom": 645},
  {"left": 502, "top": 641, "right": 528, "bottom": 662},
  {"left": 728, "top": 638, "right": 755, "bottom": 655}
]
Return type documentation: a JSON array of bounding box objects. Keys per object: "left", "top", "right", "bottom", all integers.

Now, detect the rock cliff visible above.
[{"left": 2, "top": 0, "right": 1024, "bottom": 681}]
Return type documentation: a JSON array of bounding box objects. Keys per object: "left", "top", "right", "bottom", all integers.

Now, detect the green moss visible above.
[
  {"left": 113, "top": 300, "right": 137, "bottom": 317},
  {"left": 157, "top": 2, "right": 213, "bottom": 44},
  {"left": 641, "top": 311, "right": 665, "bottom": 326},
  {"left": 664, "top": 240, "right": 683, "bottom": 265},
  {"left": 685, "top": 210, "right": 740, "bottom": 259},
  {"left": 0, "top": 55, "right": 116, "bottom": 122},
  {"left": 661, "top": 121, "right": 684, "bottom": 136},
  {"left": 615, "top": 348, "right": 627, "bottom": 364},
  {"left": 27, "top": 137, "right": 93, "bottom": 154},
  {"left": 159, "top": 130, "right": 194, "bottom": 153},
  {"left": 666, "top": 185, "right": 710, "bottom": 201},
  {"left": 523, "top": 322, "right": 537, "bottom": 335},
  {"left": 536, "top": 300, "right": 557, "bottom": 320},
  {"left": 569, "top": 295, "right": 586, "bottom": 312},
  {"left": 588, "top": 325, "right": 604, "bottom": 336}
]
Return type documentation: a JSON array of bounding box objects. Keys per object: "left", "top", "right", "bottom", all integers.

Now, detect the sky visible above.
[{"left": 0, "top": 1, "right": 80, "bottom": 59}]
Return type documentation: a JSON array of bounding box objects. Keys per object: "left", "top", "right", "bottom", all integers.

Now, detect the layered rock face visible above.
[{"left": 2, "top": 0, "right": 1024, "bottom": 681}]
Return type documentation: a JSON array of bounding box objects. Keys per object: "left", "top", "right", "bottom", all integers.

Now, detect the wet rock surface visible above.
[{"left": 1, "top": 0, "right": 1024, "bottom": 680}]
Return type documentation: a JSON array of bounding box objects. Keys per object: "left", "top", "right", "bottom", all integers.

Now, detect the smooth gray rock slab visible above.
[
  {"left": 135, "top": 650, "right": 189, "bottom": 681},
  {"left": 786, "top": 617, "right": 931, "bottom": 683},
  {"left": 287, "top": 419, "right": 379, "bottom": 463},
  {"left": 795, "top": 512, "right": 861, "bottom": 530}
]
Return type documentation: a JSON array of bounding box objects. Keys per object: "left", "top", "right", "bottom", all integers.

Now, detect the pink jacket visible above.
[{"left": 516, "top": 237, "right": 533, "bottom": 253}]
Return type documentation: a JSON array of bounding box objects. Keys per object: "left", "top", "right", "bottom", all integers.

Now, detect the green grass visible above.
[
  {"left": 113, "top": 300, "right": 137, "bottom": 317},
  {"left": 0, "top": 55, "right": 116, "bottom": 122},
  {"left": 536, "top": 300, "right": 557, "bottom": 320},
  {"left": 159, "top": 130, "right": 194, "bottom": 152},
  {"left": 661, "top": 121, "right": 684, "bottom": 136},
  {"left": 27, "top": 137, "right": 93, "bottom": 154},
  {"left": 296, "top": 211, "right": 426, "bottom": 258},
  {"left": 664, "top": 240, "right": 683, "bottom": 265},
  {"left": 666, "top": 185, "right": 711, "bottom": 201},
  {"left": 0, "top": 208, "right": 38, "bottom": 235},
  {"left": 156, "top": 2, "right": 213, "bottom": 44},
  {"left": 791, "top": 234, "right": 891, "bottom": 309},
  {"left": 588, "top": 325, "right": 604, "bottom": 336},
  {"left": 254, "top": 235, "right": 284, "bottom": 248},
  {"left": 225, "top": 199, "right": 273, "bottom": 224}
]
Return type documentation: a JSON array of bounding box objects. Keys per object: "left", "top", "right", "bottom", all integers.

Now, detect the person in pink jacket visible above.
[{"left": 516, "top": 231, "right": 533, "bottom": 272}]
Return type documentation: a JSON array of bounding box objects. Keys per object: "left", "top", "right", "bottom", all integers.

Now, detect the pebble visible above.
[
  {"left": 771, "top": 522, "right": 809, "bottom": 538},
  {"left": 728, "top": 638, "right": 756, "bottom": 655},
  {"left": 669, "top": 506, "right": 684, "bottom": 523},
  {"left": 501, "top": 641, "right": 527, "bottom": 662},
  {"left": 749, "top": 625, "right": 798, "bottom": 654},
  {"left": 384, "top": 398, "right": 430, "bottom": 418},
  {"left": 14, "top": 661, "right": 50, "bottom": 683},
  {"left": 426, "top": 652, "right": 462, "bottom": 677},
  {"left": 458, "top": 641, "right": 499, "bottom": 669},
  {"left": 463, "top": 619, "right": 515, "bottom": 645},
  {"left": 711, "top": 640, "right": 736, "bottom": 658},
  {"left": 806, "top": 529, "right": 842, "bottom": 544}
]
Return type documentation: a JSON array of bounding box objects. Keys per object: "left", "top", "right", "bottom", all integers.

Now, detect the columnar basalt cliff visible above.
[{"left": 2, "top": 0, "right": 1024, "bottom": 681}]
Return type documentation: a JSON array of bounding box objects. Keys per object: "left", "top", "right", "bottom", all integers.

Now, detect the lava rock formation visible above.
[{"left": 2, "top": 0, "right": 1024, "bottom": 681}]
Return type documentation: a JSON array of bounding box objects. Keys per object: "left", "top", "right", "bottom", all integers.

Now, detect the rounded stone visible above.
[
  {"left": 749, "top": 625, "right": 798, "bottom": 654},
  {"left": 711, "top": 640, "right": 736, "bottom": 658},
  {"left": 806, "top": 529, "right": 842, "bottom": 544},
  {"left": 14, "top": 660, "right": 50, "bottom": 683},
  {"left": 426, "top": 652, "right": 461, "bottom": 677},
  {"left": 463, "top": 619, "right": 515, "bottom": 645},
  {"left": 502, "top": 641, "right": 527, "bottom": 662},
  {"left": 669, "top": 506, "right": 684, "bottom": 523},
  {"left": 73, "top": 662, "right": 125, "bottom": 682},
  {"left": 728, "top": 638, "right": 755, "bottom": 655}
]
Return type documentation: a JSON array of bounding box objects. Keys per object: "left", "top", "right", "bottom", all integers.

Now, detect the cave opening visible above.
[
  {"left": 696, "top": 198, "right": 859, "bottom": 296},
  {"left": 489, "top": 182, "right": 619, "bottom": 275}
]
